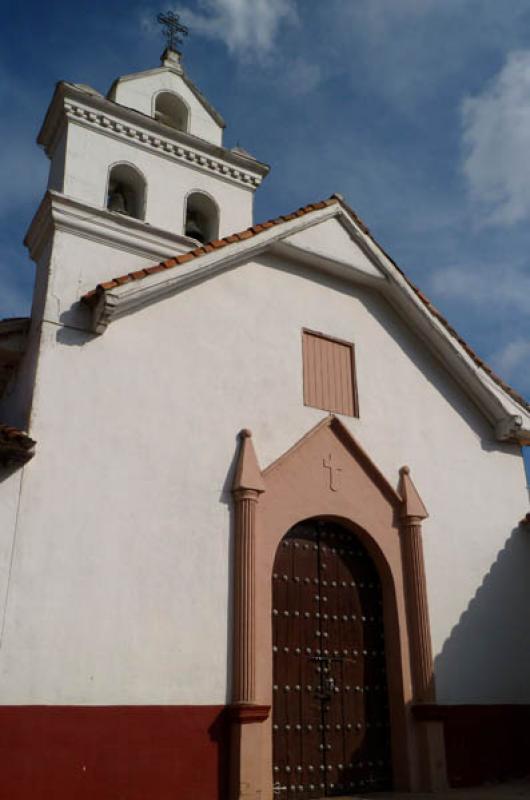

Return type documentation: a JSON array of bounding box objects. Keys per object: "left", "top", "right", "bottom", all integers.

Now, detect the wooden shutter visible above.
[{"left": 302, "top": 330, "right": 358, "bottom": 417}]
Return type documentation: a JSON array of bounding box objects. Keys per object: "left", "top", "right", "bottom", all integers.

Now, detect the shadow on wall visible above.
[{"left": 434, "top": 524, "right": 530, "bottom": 703}]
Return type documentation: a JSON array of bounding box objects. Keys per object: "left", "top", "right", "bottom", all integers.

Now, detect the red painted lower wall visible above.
[
  {"left": 3, "top": 703, "right": 528, "bottom": 796},
  {"left": 0, "top": 705, "right": 229, "bottom": 800},
  {"left": 414, "top": 704, "right": 530, "bottom": 788}
]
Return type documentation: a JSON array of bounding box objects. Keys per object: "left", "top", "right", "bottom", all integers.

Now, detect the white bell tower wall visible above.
[{"left": 23, "top": 51, "right": 268, "bottom": 327}]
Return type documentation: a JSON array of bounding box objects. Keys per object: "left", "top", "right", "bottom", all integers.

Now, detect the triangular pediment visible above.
[
  {"left": 259, "top": 415, "right": 402, "bottom": 544},
  {"left": 263, "top": 415, "right": 402, "bottom": 510}
]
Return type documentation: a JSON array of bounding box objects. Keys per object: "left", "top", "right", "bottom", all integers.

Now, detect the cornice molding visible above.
[
  {"left": 38, "top": 84, "right": 268, "bottom": 191},
  {"left": 24, "top": 191, "right": 198, "bottom": 264}
]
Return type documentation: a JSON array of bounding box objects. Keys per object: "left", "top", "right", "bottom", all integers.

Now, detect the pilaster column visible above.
[
  {"left": 231, "top": 429, "right": 266, "bottom": 706},
  {"left": 399, "top": 466, "right": 434, "bottom": 703},
  {"left": 399, "top": 466, "right": 447, "bottom": 791}
]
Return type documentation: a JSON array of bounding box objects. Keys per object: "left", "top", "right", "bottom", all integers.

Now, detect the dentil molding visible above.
[{"left": 39, "top": 84, "right": 268, "bottom": 191}]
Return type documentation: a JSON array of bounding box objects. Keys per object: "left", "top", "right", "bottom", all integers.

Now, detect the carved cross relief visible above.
[{"left": 323, "top": 453, "right": 342, "bottom": 492}]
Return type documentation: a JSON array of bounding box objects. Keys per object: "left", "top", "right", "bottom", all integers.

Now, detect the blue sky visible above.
[{"left": 1, "top": 0, "right": 529, "bottom": 478}]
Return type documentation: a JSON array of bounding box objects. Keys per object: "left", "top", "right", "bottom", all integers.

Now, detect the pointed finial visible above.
[
  {"left": 399, "top": 465, "right": 428, "bottom": 520},
  {"left": 233, "top": 429, "right": 266, "bottom": 494}
]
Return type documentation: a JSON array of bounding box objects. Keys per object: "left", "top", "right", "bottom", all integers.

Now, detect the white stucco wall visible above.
[
  {"left": 61, "top": 123, "right": 254, "bottom": 237},
  {"left": 2, "top": 253, "right": 528, "bottom": 706}
]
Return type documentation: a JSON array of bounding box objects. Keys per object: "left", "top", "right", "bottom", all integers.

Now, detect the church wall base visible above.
[
  {"left": 413, "top": 704, "right": 530, "bottom": 788},
  {"left": 0, "top": 705, "right": 230, "bottom": 800}
]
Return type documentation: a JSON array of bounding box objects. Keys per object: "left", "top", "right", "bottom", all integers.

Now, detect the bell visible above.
[
  {"left": 108, "top": 187, "right": 128, "bottom": 215},
  {"left": 155, "top": 109, "right": 179, "bottom": 129},
  {"left": 185, "top": 213, "right": 206, "bottom": 243}
]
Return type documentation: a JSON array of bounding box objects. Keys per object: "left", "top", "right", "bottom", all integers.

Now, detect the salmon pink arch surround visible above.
[{"left": 229, "top": 416, "right": 446, "bottom": 800}]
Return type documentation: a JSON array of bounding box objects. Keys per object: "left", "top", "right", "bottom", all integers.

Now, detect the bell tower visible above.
[{"left": 24, "top": 21, "right": 269, "bottom": 330}]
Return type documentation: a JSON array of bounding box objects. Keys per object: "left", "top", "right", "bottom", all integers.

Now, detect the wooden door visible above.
[{"left": 272, "top": 520, "right": 392, "bottom": 798}]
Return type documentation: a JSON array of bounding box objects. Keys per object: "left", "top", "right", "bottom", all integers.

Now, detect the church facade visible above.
[{"left": 0, "top": 44, "right": 529, "bottom": 800}]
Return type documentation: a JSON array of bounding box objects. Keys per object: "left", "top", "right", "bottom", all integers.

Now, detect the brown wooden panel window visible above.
[{"left": 302, "top": 329, "right": 359, "bottom": 417}]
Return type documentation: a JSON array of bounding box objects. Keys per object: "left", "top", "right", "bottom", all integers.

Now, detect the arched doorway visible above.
[{"left": 272, "top": 518, "right": 392, "bottom": 798}]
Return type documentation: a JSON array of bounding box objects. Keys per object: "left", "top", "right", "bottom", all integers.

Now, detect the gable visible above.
[{"left": 80, "top": 195, "right": 530, "bottom": 445}]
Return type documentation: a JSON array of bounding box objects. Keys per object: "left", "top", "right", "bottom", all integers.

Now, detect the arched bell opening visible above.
[
  {"left": 271, "top": 518, "right": 393, "bottom": 798},
  {"left": 153, "top": 91, "right": 189, "bottom": 132},
  {"left": 106, "top": 163, "right": 146, "bottom": 220},
  {"left": 184, "top": 191, "right": 219, "bottom": 244}
]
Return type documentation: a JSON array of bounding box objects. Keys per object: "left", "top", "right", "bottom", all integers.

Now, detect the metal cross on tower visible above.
[{"left": 157, "top": 10, "right": 189, "bottom": 51}]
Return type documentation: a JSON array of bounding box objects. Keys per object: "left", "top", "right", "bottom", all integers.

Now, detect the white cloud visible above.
[
  {"left": 491, "top": 339, "right": 530, "bottom": 384},
  {"left": 462, "top": 50, "right": 530, "bottom": 226},
  {"left": 175, "top": 0, "right": 297, "bottom": 60},
  {"left": 430, "top": 262, "right": 530, "bottom": 315}
]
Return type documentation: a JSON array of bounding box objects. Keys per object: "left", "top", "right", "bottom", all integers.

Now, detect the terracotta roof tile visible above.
[
  {"left": 80, "top": 194, "right": 529, "bottom": 414},
  {"left": 145, "top": 264, "right": 165, "bottom": 276},
  {"left": 176, "top": 253, "right": 195, "bottom": 264}
]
